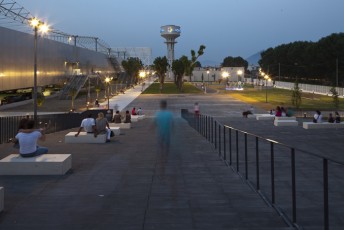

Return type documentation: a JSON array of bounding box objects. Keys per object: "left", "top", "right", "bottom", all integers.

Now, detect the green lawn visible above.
[
  {"left": 142, "top": 82, "right": 203, "bottom": 94},
  {"left": 211, "top": 84, "right": 344, "bottom": 111}
]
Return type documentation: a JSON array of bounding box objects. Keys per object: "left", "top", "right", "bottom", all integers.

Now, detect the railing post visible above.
[
  {"left": 291, "top": 148, "right": 297, "bottom": 224},
  {"left": 214, "top": 121, "right": 217, "bottom": 149},
  {"left": 256, "top": 137, "right": 260, "bottom": 190},
  {"left": 323, "top": 159, "right": 329, "bottom": 230},
  {"left": 244, "top": 133, "right": 248, "bottom": 180},
  {"left": 236, "top": 130, "right": 239, "bottom": 172},
  {"left": 270, "top": 142, "right": 275, "bottom": 204},
  {"left": 205, "top": 116, "right": 208, "bottom": 140},
  {"left": 218, "top": 124, "right": 221, "bottom": 157},
  {"left": 223, "top": 126, "right": 226, "bottom": 160},
  {"left": 229, "top": 128, "right": 232, "bottom": 165},
  {"left": 211, "top": 117, "right": 214, "bottom": 144}
]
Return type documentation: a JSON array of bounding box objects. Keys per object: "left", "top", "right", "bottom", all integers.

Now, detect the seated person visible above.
[
  {"left": 124, "top": 110, "right": 131, "bottom": 123},
  {"left": 137, "top": 107, "right": 143, "bottom": 115},
  {"left": 131, "top": 107, "right": 137, "bottom": 115},
  {"left": 313, "top": 110, "right": 322, "bottom": 123},
  {"left": 14, "top": 119, "right": 48, "bottom": 158},
  {"left": 113, "top": 110, "right": 122, "bottom": 123},
  {"left": 105, "top": 110, "right": 113, "bottom": 122},
  {"left": 328, "top": 113, "right": 335, "bottom": 123},
  {"left": 95, "top": 112, "right": 111, "bottom": 142},
  {"left": 75, "top": 113, "right": 96, "bottom": 137},
  {"left": 335, "top": 111, "right": 341, "bottom": 123},
  {"left": 275, "top": 106, "right": 282, "bottom": 117}
]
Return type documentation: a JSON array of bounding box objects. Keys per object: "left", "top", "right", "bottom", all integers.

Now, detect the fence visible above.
[
  {"left": 0, "top": 109, "right": 110, "bottom": 144},
  {"left": 274, "top": 81, "right": 344, "bottom": 97},
  {"left": 181, "top": 109, "right": 344, "bottom": 230}
]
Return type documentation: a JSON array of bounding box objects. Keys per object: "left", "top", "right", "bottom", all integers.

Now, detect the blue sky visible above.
[{"left": 19, "top": 0, "right": 344, "bottom": 65}]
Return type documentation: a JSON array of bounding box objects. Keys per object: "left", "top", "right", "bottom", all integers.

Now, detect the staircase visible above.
[{"left": 59, "top": 75, "right": 89, "bottom": 100}]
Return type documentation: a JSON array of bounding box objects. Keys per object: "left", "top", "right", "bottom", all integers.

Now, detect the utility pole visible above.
[
  {"left": 336, "top": 58, "right": 338, "bottom": 87},
  {"left": 278, "top": 63, "right": 281, "bottom": 81}
]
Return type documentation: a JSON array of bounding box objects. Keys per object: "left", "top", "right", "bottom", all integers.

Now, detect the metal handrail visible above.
[{"left": 181, "top": 109, "right": 343, "bottom": 230}]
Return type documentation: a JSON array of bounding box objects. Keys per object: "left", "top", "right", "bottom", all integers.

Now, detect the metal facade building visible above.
[{"left": 0, "top": 26, "right": 114, "bottom": 91}]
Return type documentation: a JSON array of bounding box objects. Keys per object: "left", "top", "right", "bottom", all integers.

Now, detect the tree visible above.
[
  {"left": 222, "top": 56, "right": 248, "bottom": 70},
  {"left": 172, "top": 58, "right": 185, "bottom": 92},
  {"left": 153, "top": 56, "right": 169, "bottom": 92},
  {"left": 291, "top": 81, "right": 302, "bottom": 109},
  {"left": 122, "top": 57, "right": 143, "bottom": 86},
  {"left": 183, "top": 45, "right": 206, "bottom": 81},
  {"left": 330, "top": 87, "right": 340, "bottom": 109},
  {"left": 37, "top": 92, "right": 45, "bottom": 107}
]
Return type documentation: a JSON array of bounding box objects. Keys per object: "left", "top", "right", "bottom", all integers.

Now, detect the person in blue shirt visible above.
[{"left": 154, "top": 100, "right": 174, "bottom": 154}]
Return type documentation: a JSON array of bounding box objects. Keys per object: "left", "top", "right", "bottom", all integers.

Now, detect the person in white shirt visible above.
[
  {"left": 313, "top": 110, "right": 322, "bottom": 123},
  {"left": 75, "top": 114, "right": 96, "bottom": 137},
  {"left": 14, "top": 119, "right": 48, "bottom": 157}
]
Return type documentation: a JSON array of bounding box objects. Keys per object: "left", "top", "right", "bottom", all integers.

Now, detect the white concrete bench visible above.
[
  {"left": 0, "top": 187, "right": 3, "bottom": 212},
  {"left": 274, "top": 120, "right": 299, "bottom": 126},
  {"left": 131, "top": 116, "right": 139, "bottom": 122},
  {"left": 255, "top": 114, "right": 275, "bottom": 120},
  {"left": 110, "top": 123, "right": 131, "bottom": 129},
  {"left": 303, "top": 122, "right": 344, "bottom": 129},
  {"left": 0, "top": 154, "right": 71, "bottom": 175},
  {"left": 275, "top": 116, "right": 296, "bottom": 121},
  {"left": 65, "top": 132, "right": 106, "bottom": 143},
  {"left": 109, "top": 127, "right": 121, "bottom": 136}
]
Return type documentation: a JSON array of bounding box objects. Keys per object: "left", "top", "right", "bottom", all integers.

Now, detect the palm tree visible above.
[
  {"left": 153, "top": 56, "right": 169, "bottom": 93},
  {"left": 122, "top": 57, "right": 143, "bottom": 86}
]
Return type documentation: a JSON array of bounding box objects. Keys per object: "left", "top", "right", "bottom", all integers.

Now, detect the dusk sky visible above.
[{"left": 18, "top": 0, "right": 344, "bottom": 65}]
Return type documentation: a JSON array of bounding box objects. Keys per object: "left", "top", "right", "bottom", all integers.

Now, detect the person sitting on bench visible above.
[
  {"left": 75, "top": 113, "right": 96, "bottom": 137},
  {"left": 14, "top": 119, "right": 48, "bottom": 158},
  {"left": 113, "top": 111, "right": 122, "bottom": 123}
]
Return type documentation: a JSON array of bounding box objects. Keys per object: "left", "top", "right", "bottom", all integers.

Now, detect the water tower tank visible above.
[{"left": 160, "top": 25, "right": 181, "bottom": 68}]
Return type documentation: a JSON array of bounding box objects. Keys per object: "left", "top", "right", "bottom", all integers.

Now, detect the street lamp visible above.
[
  {"left": 264, "top": 75, "right": 271, "bottom": 103},
  {"left": 222, "top": 71, "right": 229, "bottom": 87},
  {"left": 206, "top": 70, "right": 210, "bottom": 93},
  {"left": 30, "top": 17, "right": 49, "bottom": 125},
  {"left": 105, "top": 77, "right": 111, "bottom": 109},
  {"left": 237, "top": 69, "right": 243, "bottom": 81}
]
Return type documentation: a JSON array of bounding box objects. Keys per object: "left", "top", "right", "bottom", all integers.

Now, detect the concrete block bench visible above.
[
  {"left": 0, "top": 154, "right": 72, "bottom": 175},
  {"left": 303, "top": 122, "right": 344, "bottom": 129},
  {"left": 131, "top": 116, "right": 139, "bottom": 122},
  {"left": 109, "top": 127, "right": 121, "bottom": 136},
  {"left": 275, "top": 116, "right": 296, "bottom": 121},
  {"left": 274, "top": 120, "right": 299, "bottom": 126},
  {"left": 65, "top": 132, "right": 106, "bottom": 143},
  {"left": 255, "top": 114, "right": 275, "bottom": 120},
  {"left": 110, "top": 123, "right": 131, "bottom": 129},
  {"left": 0, "top": 187, "right": 3, "bottom": 212}
]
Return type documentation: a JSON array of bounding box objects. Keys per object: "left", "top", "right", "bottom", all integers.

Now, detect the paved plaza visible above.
[{"left": 0, "top": 84, "right": 343, "bottom": 229}]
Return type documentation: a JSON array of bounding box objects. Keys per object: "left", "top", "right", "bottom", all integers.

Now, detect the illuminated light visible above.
[
  {"left": 39, "top": 23, "right": 50, "bottom": 34},
  {"left": 222, "top": 72, "right": 229, "bottom": 78},
  {"left": 139, "top": 71, "right": 146, "bottom": 78},
  {"left": 105, "top": 77, "right": 111, "bottom": 83},
  {"left": 237, "top": 70, "right": 243, "bottom": 75},
  {"left": 30, "top": 18, "right": 40, "bottom": 27},
  {"left": 0, "top": 73, "right": 4, "bottom": 77}
]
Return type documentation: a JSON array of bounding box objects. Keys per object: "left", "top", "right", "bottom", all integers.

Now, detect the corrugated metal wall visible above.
[{"left": 0, "top": 26, "right": 113, "bottom": 91}]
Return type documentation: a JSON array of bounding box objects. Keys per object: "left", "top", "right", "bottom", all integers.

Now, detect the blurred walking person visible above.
[{"left": 154, "top": 100, "right": 174, "bottom": 177}]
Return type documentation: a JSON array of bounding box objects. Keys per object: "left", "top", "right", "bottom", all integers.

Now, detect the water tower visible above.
[{"left": 160, "top": 25, "right": 181, "bottom": 72}]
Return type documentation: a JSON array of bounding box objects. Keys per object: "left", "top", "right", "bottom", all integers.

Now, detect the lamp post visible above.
[
  {"left": 222, "top": 71, "right": 229, "bottom": 89},
  {"left": 30, "top": 18, "right": 49, "bottom": 125},
  {"left": 206, "top": 70, "right": 210, "bottom": 93},
  {"left": 105, "top": 77, "right": 111, "bottom": 109},
  {"left": 264, "top": 75, "right": 271, "bottom": 103}
]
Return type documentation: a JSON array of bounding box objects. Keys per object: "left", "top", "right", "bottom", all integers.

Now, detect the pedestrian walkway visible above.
[
  {"left": 99, "top": 80, "right": 154, "bottom": 112},
  {"left": 0, "top": 117, "right": 291, "bottom": 230}
]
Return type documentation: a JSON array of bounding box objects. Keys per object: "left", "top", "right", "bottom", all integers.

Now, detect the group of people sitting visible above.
[
  {"left": 131, "top": 107, "right": 144, "bottom": 115},
  {"left": 313, "top": 110, "right": 341, "bottom": 123},
  {"left": 270, "top": 106, "right": 293, "bottom": 117},
  {"left": 74, "top": 112, "right": 112, "bottom": 142}
]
